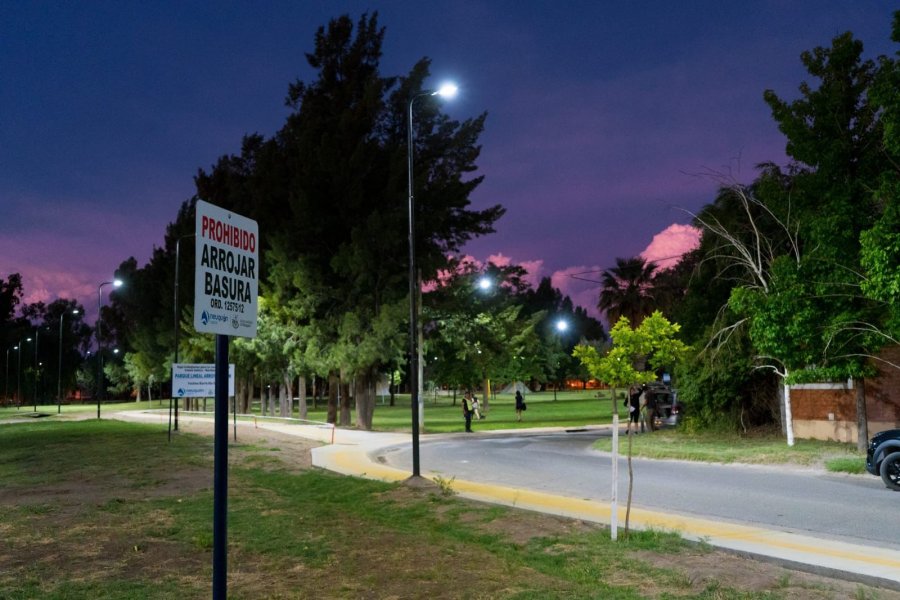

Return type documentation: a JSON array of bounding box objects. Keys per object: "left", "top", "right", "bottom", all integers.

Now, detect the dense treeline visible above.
[
  {"left": 620, "top": 16, "right": 900, "bottom": 437},
  {"left": 3, "top": 13, "right": 898, "bottom": 440}
]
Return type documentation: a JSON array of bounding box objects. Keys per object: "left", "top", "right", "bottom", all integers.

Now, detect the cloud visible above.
[
  {"left": 640, "top": 223, "right": 701, "bottom": 270},
  {"left": 487, "top": 253, "right": 544, "bottom": 288}
]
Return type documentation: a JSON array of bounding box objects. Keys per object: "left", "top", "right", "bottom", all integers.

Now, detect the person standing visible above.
[
  {"left": 640, "top": 385, "right": 657, "bottom": 432},
  {"left": 627, "top": 386, "right": 642, "bottom": 433},
  {"left": 462, "top": 391, "right": 474, "bottom": 432},
  {"left": 515, "top": 390, "right": 526, "bottom": 421}
]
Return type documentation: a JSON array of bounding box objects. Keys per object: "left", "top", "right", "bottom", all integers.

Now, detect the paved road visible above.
[{"left": 380, "top": 430, "right": 900, "bottom": 551}]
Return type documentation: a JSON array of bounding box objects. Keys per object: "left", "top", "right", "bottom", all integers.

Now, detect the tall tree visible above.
[
  {"left": 194, "top": 13, "right": 504, "bottom": 429},
  {"left": 598, "top": 257, "right": 657, "bottom": 328}
]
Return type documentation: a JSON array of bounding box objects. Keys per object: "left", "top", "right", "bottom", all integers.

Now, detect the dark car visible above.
[
  {"left": 866, "top": 429, "right": 900, "bottom": 491},
  {"left": 645, "top": 383, "right": 681, "bottom": 428}
]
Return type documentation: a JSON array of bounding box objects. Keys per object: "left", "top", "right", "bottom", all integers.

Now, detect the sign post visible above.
[{"left": 194, "top": 200, "right": 258, "bottom": 599}]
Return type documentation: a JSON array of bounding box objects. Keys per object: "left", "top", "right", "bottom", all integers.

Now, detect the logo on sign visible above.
[{"left": 201, "top": 310, "right": 229, "bottom": 326}]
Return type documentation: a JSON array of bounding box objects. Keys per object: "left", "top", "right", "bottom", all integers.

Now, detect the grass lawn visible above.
[
  {"left": 0, "top": 419, "right": 887, "bottom": 599},
  {"left": 0, "top": 390, "right": 617, "bottom": 431}
]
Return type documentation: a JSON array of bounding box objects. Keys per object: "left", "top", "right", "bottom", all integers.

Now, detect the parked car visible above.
[
  {"left": 645, "top": 383, "right": 682, "bottom": 428},
  {"left": 866, "top": 429, "right": 900, "bottom": 491}
]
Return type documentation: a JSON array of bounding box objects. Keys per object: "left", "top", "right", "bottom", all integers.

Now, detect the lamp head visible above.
[
  {"left": 433, "top": 82, "right": 458, "bottom": 99},
  {"left": 477, "top": 276, "right": 492, "bottom": 291},
  {"left": 556, "top": 319, "right": 569, "bottom": 333},
  {"left": 113, "top": 279, "right": 123, "bottom": 288}
]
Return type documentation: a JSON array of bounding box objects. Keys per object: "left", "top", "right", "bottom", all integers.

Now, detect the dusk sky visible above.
[{"left": 2, "top": 2, "right": 897, "bottom": 321}]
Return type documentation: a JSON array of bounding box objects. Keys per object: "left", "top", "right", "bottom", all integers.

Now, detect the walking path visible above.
[{"left": 119, "top": 411, "right": 900, "bottom": 591}]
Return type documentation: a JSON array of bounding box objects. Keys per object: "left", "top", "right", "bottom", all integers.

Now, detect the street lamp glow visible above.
[
  {"left": 113, "top": 279, "right": 123, "bottom": 288},
  {"left": 478, "top": 276, "right": 492, "bottom": 291},
  {"left": 556, "top": 319, "right": 569, "bottom": 332},
  {"left": 433, "top": 82, "right": 458, "bottom": 99}
]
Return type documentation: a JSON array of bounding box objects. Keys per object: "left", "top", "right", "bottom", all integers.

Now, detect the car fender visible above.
[{"left": 875, "top": 440, "right": 900, "bottom": 465}]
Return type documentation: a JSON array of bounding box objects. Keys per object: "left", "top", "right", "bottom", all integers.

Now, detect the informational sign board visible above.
[
  {"left": 172, "top": 363, "right": 235, "bottom": 397},
  {"left": 194, "top": 200, "right": 259, "bottom": 338}
]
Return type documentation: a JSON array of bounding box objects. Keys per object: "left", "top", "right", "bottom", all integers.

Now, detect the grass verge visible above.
[
  {"left": 592, "top": 429, "right": 864, "bottom": 470},
  {"left": 1, "top": 420, "right": 889, "bottom": 599}
]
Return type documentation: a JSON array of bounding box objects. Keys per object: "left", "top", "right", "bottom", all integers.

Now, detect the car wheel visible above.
[{"left": 879, "top": 451, "right": 900, "bottom": 491}]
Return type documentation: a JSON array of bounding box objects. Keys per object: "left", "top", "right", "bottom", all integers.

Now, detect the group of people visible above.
[
  {"left": 626, "top": 384, "right": 657, "bottom": 433},
  {"left": 461, "top": 390, "right": 526, "bottom": 432}
]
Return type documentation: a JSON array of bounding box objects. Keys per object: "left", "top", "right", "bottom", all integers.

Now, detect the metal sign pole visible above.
[{"left": 212, "top": 334, "right": 229, "bottom": 598}]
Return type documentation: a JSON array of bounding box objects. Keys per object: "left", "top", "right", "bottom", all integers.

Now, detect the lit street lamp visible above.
[
  {"left": 97, "top": 278, "right": 123, "bottom": 419},
  {"left": 554, "top": 318, "right": 570, "bottom": 401},
  {"left": 58, "top": 309, "right": 79, "bottom": 414},
  {"left": 408, "top": 81, "right": 457, "bottom": 477}
]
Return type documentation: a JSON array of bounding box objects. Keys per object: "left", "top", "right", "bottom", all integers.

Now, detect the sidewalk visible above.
[{"left": 119, "top": 411, "right": 900, "bottom": 590}]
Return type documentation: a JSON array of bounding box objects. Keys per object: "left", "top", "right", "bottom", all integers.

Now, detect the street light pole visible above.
[
  {"left": 33, "top": 328, "right": 40, "bottom": 411},
  {"left": 407, "top": 82, "right": 457, "bottom": 478},
  {"left": 171, "top": 233, "right": 195, "bottom": 438},
  {"left": 58, "top": 309, "right": 79, "bottom": 414},
  {"left": 97, "top": 279, "right": 123, "bottom": 419},
  {"left": 5, "top": 346, "right": 12, "bottom": 403},
  {"left": 17, "top": 337, "right": 29, "bottom": 409},
  {"left": 554, "top": 319, "right": 569, "bottom": 402}
]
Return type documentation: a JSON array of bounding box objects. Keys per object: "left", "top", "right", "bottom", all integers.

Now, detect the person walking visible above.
[
  {"left": 462, "top": 391, "right": 474, "bottom": 432},
  {"left": 471, "top": 395, "right": 482, "bottom": 420},
  {"left": 515, "top": 390, "right": 526, "bottom": 421}
]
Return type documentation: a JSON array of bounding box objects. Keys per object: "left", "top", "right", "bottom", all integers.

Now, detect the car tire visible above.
[{"left": 879, "top": 451, "right": 900, "bottom": 491}]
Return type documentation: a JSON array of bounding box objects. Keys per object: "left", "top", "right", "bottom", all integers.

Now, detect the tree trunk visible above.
[
  {"left": 610, "top": 387, "right": 619, "bottom": 541},
  {"left": 625, "top": 392, "right": 634, "bottom": 538},
  {"left": 354, "top": 369, "right": 376, "bottom": 430},
  {"left": 339, "top": 371, "right": 352, "bottom": 427},
  {"left": 281, "top": 373, "right": 292, "bottom": 418},
  {"left": 481, "top": 375, "right": 491, "bottom": 413},
  {"left": 269, "top": 384, "right": 276, "bottom": 417},
  {"left": 327, "top": 372, "right": 338, "bottom": 424},
  {"left": 389, "top": 368, "right": 396, "bottom": 407},
  {"left": 311, "top": 375, "right": 317, "bottom": 411},
  {"left": 298, "top": 375, "right": 308, "bottom": 420},
  {"left": 856, "top": 378, "right": 868, "bottom": 452}
]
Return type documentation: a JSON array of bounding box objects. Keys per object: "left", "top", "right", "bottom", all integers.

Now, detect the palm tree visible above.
[{"left": 598, "top": 257, "right": 657, "bottom": 327}]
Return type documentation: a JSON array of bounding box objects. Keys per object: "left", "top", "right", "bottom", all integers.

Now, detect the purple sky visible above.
[{"left": 2, "top": 2, "right": 896, "bottom": 321}]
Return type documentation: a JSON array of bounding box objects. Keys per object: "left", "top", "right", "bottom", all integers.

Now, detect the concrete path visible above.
[{"left": 118, "top": 411, "right": 900, "bottom": 590}]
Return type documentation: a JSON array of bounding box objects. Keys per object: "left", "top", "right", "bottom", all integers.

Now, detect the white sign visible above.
[
  {"left": 194, "top": 200, "right": 259, "bottom": 338},
  {"left": 172, "top": 363, "right": 236, "bottom": 397}
]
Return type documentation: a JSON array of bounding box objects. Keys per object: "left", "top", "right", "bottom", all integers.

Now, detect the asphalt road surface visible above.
[{"left": 379, "top": 430, "right": 900, "bottom": 551}]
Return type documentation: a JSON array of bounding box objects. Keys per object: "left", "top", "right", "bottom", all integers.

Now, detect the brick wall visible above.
[
  {"left": 866, "top": 345, "right": 900, "bottom": 423},
  {"left": 790, "top": 345, "right": 900, "bottom": 442}
]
